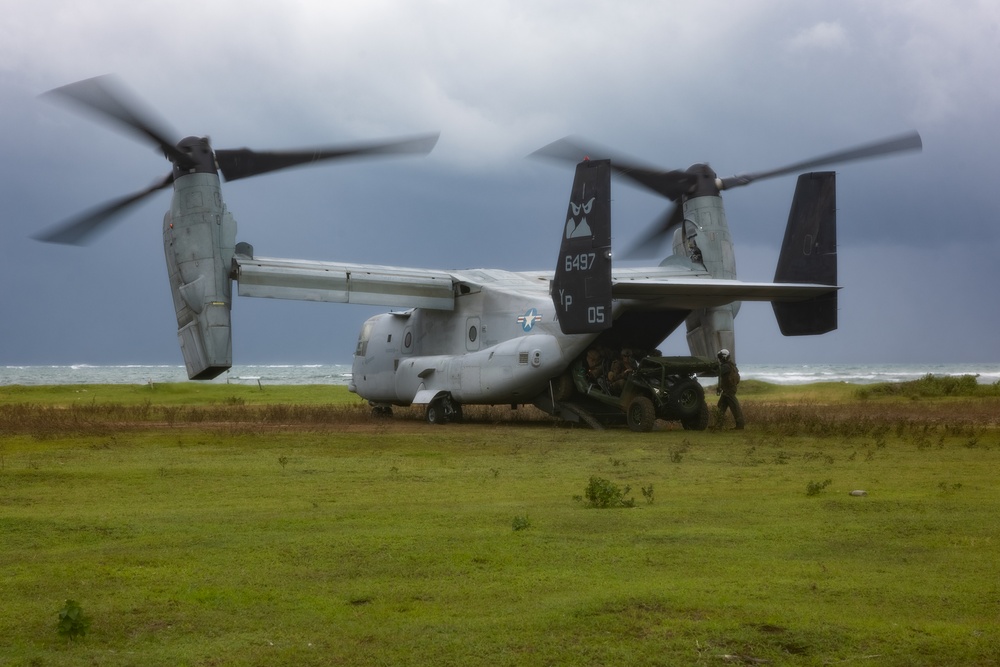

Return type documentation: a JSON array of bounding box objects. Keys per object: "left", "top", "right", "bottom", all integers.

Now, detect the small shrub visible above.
[
  {"left": 584, "top": 476, "right": 634, "bottom": 508},
  {"left": 57, "top": 599, "right": 90, "bottom": 641},
  {"left": 641, "top": 484, "right": 654, "bottom": 505},
  {"left": 668, "top": 440, "right": 691, "bottom": 463},
  {"left": 806, "top": 479, "right": 832, "bottom": 496},
  {"left": 512, "top": 515, "right": 531, "bottom": 531}
]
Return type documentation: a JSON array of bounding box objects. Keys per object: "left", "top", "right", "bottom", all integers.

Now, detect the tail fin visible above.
[
  {"left": 772, "top": 171, "right": 838, "bottom": 336},
  {"left": 551, "top": 159, "right": 613, "bottom": 334}
]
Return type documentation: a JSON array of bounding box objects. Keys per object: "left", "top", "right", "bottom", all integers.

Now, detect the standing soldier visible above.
[{"left": 716, "top": 349, "right": 745, "bottom": 429}]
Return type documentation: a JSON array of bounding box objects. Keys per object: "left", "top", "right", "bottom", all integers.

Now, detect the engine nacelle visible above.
[
  {"left": 163, "top": 173, "right": 236, "bottom": 380},
  {"left": 671, "top": 192, "right": 740, "bottom": 360}
]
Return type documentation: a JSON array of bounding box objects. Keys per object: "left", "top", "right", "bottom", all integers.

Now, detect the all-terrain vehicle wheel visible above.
[
  {"left": 671, "top": 379, "right": 705, "bottom": 418},
  {"left": 681, "top": 401, "right": 710, "bottom": 431},
  {"left": 626, "top": 395, "right": 656, "bottom": 432}
]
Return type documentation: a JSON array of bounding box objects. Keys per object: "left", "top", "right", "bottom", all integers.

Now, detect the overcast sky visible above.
[{"left": 2, "top": 0, "right": 998, "bottom": 369}]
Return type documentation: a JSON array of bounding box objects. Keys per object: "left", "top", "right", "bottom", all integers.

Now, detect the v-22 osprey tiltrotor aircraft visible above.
[{"left": 36, "top": 76, "right": 921, "bottom": 430}]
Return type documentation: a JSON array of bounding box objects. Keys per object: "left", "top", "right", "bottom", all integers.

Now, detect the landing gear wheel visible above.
[
  {"left": 626, "top": 395, "right": 656, "bottom": 432},
  {"left": 371, "top": 405, "right": 393, "bottom": 419},
  {"left": 426, "top": 400, "right": 447, "bottom": 425},
  {"left": 426, "top": 395, "right": 461, "bottom": 425},
  {"left": 671, "top": 379, "right": 705, "bottom": 418},
  {"left": 681, "top": 402, "right": 710, "bottom": 431}
]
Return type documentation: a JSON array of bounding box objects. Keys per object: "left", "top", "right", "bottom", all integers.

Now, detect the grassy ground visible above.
[{"left": 1, "top": 381, "right": 999, "bottom": 666}]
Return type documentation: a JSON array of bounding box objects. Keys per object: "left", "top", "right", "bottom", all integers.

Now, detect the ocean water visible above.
[
  {"left": 0, "top": 364, "right": 353, "bottom": 387},
  {"left": 2, "top": 362, "right": 999, "bottom": 387}
]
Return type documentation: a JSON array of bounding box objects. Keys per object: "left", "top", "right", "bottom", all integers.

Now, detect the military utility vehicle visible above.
[{"left": 561, "top": 353, "right": 719, "bottom": 431}]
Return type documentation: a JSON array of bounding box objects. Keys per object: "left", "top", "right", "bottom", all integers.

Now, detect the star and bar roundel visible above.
[{"left": 517, "top": 308, "right": 541, "bottom": 332}]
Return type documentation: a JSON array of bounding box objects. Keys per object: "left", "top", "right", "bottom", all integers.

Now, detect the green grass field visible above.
[{"left": 1, "top": 381, "right": 998, "bottom": 666}]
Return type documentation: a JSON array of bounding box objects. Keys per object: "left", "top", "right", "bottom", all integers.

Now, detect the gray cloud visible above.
[{"left": 2, "top": 0, "right": 998, "bottom": 368}]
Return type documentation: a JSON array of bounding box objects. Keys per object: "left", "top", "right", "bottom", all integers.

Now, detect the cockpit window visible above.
[{"left": 355, "top": 320, "right": 374, "bottom": 357}]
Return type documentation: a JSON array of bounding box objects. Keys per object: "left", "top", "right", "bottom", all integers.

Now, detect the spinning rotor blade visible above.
[
  {"left": 530, "top": 135, "right": 606, "bottom": 163},
  {"left": 622, "top": 203, "right": 685, "bottom": 259},
  {"left": 718, "top": 131, "right": 922, "bottom": 190},
  {"left": 216, "top": 133, "right": 440, "bottom": 182},
  {"left": 34, "top": 173, "right": 174, "bottom": 245},
  {"left": 531, "top": 136, "right": 694, "bottom": 200},
  {"left": 535, "top": 131, "right": 922, "bottom": 260},
  {"left": 37, "top": 75, "right": 442, "bottom": 247},
  {"left": 533, "top": 136, "right": 696, "bottom": 258},
  {"left": 42, "top": 75, "right": 192, "bottom": 168},
  {"left": 610, "top": 166, "right": 697, "bottom": 201}
]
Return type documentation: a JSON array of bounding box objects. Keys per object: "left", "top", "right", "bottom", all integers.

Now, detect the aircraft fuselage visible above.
[{"left": 349, "top": 273, "right": 594, "bottom": 406}]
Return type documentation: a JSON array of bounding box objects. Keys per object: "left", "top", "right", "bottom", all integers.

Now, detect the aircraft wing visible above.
[
  {"left": 233, "top": 254, "right": 836, "bottom": 313},
  {"left": 234, "top": 255, "right": 456, "bottom": 310}
]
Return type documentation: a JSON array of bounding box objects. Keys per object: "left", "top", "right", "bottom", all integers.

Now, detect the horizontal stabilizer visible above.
[
  {"left": 772, "top": 172, "right": 837, "bottom": 335},
  {"left": 611, "top": 275, "right": 835, "bottom": 307}
]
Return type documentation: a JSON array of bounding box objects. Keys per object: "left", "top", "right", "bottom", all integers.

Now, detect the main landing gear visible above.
[
  {"left": 371, "top": 404, "right": 393, "bottom": 418},
  {"left": 425, "top": 394, "right": 463, "bottom": 425}
]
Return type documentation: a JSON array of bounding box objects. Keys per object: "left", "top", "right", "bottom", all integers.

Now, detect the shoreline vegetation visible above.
[
  {"left": 2, "top": 375, "right": 999, "bottom": 665},
  {"left": 3, "top": 374, "right": 998, "bottom": 433}
]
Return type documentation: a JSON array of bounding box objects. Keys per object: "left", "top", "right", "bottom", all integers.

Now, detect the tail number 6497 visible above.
[{"left": 564, "top": 253, "right": 596, "bottom": 272}]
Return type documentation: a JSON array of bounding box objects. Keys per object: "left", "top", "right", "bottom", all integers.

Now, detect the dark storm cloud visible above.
[{"left": 2, "top": 1, "right": 998, "bottom": 367}]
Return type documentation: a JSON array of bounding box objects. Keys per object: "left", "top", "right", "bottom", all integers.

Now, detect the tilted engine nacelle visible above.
[
  {"left": 670, "top": 188, "right": 739, "bottom": 359},
  {"left": 163, "top": 173, "right": 236, "bottom": 380},
  {"left": 683, "top": 302, "right": 737, "bottom": 360}
]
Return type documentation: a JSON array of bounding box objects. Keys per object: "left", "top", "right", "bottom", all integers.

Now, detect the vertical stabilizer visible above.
[
  {"left": 550, "top": 159, "right": 613, "bottom": 334},
  {"left": 772, "top": 171, "right": 838, "bottom": 335}
]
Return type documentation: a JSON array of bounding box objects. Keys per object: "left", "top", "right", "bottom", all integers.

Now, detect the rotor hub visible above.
[
  {"left": 685, "top": 163, "right": 721, "bottom": 198},
  {"left": 173, "top": 136, "right": 216, "bottom": 175}
]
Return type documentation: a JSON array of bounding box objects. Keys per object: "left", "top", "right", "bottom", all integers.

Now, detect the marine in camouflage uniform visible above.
[{"left": 715, "top": 349, "right": 745, "bottom": 429}]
